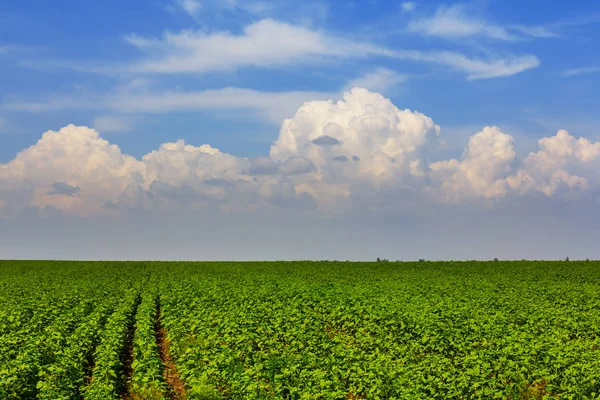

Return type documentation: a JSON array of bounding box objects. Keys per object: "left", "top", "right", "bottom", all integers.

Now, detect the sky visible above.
[{"left": 1, "top": 0, "right": 599, "bottom": 260}]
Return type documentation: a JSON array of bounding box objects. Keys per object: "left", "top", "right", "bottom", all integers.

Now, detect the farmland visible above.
[{"left": 1, "top": 260, "right": 600, "bottom": 399}]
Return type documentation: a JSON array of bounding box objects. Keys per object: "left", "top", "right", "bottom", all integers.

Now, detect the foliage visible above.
[
  {"left": 1, "top": 260, "right": 600, "bottom": 399},
  {"left": 85, "top": 288, "right": 141, "bottom": 399},
  {"left": 130, "top": 282, "right": 169, "bottom": 399}
]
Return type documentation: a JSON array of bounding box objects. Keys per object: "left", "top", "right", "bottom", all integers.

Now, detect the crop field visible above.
[{"left": 1, "top": 261, "right": 600, "bottom": 399}]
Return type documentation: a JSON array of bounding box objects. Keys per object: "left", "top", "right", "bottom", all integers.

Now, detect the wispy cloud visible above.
[
  {"left": 393, "top": 50, "right": 540, "bottom": 80},
  {"left": 123, "top": 18, "right": 539, "bottom": 80},
  {"left": 171, "top": 0, "right": 322, "bottom": 21},
  {"left": 563, "top": 66, "right": 600, "bottom": 77},
  {"left": 123, "top": 19, "right": 381, "bottom": 73},
  {"left": 3, "top": 86, "right": 335, "bottom": 125},
  {"left": 179, "top": 0, "right": 203, "bottom": 16},
  {"left": 219, "top": 0, "right": 275, "bottom": 15},
  {"left": 93, "top": 116, "right": 136, "bottom": 133},
  {"left": 3, "top": 44, "right": 540, "bottom": 125},
  {"left": 110, "top": 87, "right": 334, "bottom": 123},
  {"left": 408, "top": 4, "right": 557, "bottom": 41},
  {"left": 401, "top": 2, "right": 416, "bottom": 12},
  {"left": 0, "top": 44, "right": 50, "bottom": 57},
  {"left": 548, "top": 11, "right": 600, "bottom": 30},
  {"left": 345, "top": 68, "right": 408, "bottom": 94},
  {"left": 3, "top": 16, "right": 539, "bottom": 82},
  {"left": 511, "top": 25, "right": 557, "bottom": 39}
]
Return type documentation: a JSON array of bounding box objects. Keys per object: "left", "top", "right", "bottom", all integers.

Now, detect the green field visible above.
[{"left": 1, "top": 260, "right": 600, "bottom": 399}]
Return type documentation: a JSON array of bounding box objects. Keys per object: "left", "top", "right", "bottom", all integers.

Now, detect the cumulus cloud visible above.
[
  {"left": 2, "top": 89, "right": 600, "bottom": 218},
  {"left": 508, "top": 130, "right": 600, "bottom": 195},
  {"left": 0, "top": 125, "right": 144, "bottom": 216},
  {"left": 279, "top": 156, "right": 316, "bottom": 175},
  {"left": 428, "top": 127, "right": 600, "bottom": 200},
  {"left": 244, "top": 157, "right": 280, "bottom": 175},
  {"left": 243, "top": 156, "right": 315, "bottom": 176},
  {"left": 429, "top": 127, "right": 516, "bottom": 200},
  {"left": 271, "top": 88, "right": 440, "bottom": 183}
]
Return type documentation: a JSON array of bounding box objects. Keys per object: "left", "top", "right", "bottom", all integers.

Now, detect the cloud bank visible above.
[
  {"left": 2, "top": 88, "right": 599, "bottom": 220},
  {"left": 3, "top": 88, "right": 600, "bottom": 260}
]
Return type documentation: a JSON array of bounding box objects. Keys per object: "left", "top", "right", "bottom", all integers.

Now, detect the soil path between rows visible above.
[{"left": 156, "top": 303, "right": 187, "bottom": 399}]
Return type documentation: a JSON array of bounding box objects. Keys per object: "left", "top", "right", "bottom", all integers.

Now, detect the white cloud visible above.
[
  {"left": 181, "top": 0, "right": 326, "bottom": 20},
  {"left": 395, "top": 50, "right": 540, "bottom": 80},
  {"left": 563, "top": 66, "right": 600, "bottom": 77},
  {"left": 4, "top": 89, "right": 598, "bottom": 218},
  {"left": 4, "top": 86, "right": 334, "bottom": 125},
  {"left": 111, "top": 87, "right": 334, "bottom": 124},
  {"left": 222, "top": 0, "right": 274, "bottom": 15},
  {"left": 124, "top": 19, "right": 370, "bottom": 73},
  {"left": 0, "top": 125, "right": 145, "bottom": 216},
  {"left": 268, "top": 88, "right": 443, "bottom": 207},
  {"left": 429, "top": 127, "right": 515, "bottom": 200},
  {"left": 511, "top": 25, "right": 557, "bottom": 39},
  {"left": 508, "top": 130, "right": 600, "bottom": 195},
  {"left": 122, "top": 18, "right": 539, "bottom": 79},
  {"left": 142, "top": 139, "right": 246, "bottom": 190},
  {"left": 180, "top": 0, "right": 202, "bottom": 16},
  {"left": 408, "top": 5, "right": 515, "bottom": 41},
  {"left": 9, "top": 17, "right": 539, "bottom": 81},
  {"left": 402, "top": 2, "right": 416, "bottom": 12},
  {"left": 428, "top": 127, "right": 600, "bottom": 200},
  {"left": 271, "top": 88, "right": 439, "bottom": 179},
  {"left": 345, "top": 68, "right": 408, "bottom": 94},
  {"left": 5, "top": 49, "right": 540, "bottom": 128},
  {"left": 408, "top": 4, "right": 556, "bottom": 41},
  {"left": 1, "top": 89, "right": 440, "bottom": 215},
  {"left": 93, "top": 116, "right": 135, "bottom": 133},
  {"left": 3, "top": 49, "right": 539, "bottom": 126}
]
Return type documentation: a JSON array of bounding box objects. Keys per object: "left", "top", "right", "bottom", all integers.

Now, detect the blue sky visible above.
[
  {"left": 1, "top": 0, "right": 598, "bottom": 162},
  {"left": 1, "top": 0, "right": 600, "bottom": 260}
]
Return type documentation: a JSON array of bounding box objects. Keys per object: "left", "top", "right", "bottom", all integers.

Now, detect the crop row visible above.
[
  {"left": 85, "top": 288, "right": 141, "bottom": 399},
  {"left": 36, "top": 300, "right": 115, "bottom": 399},
  {"left": 130, "top": 282, "right": 169, "bottom": 399}
]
